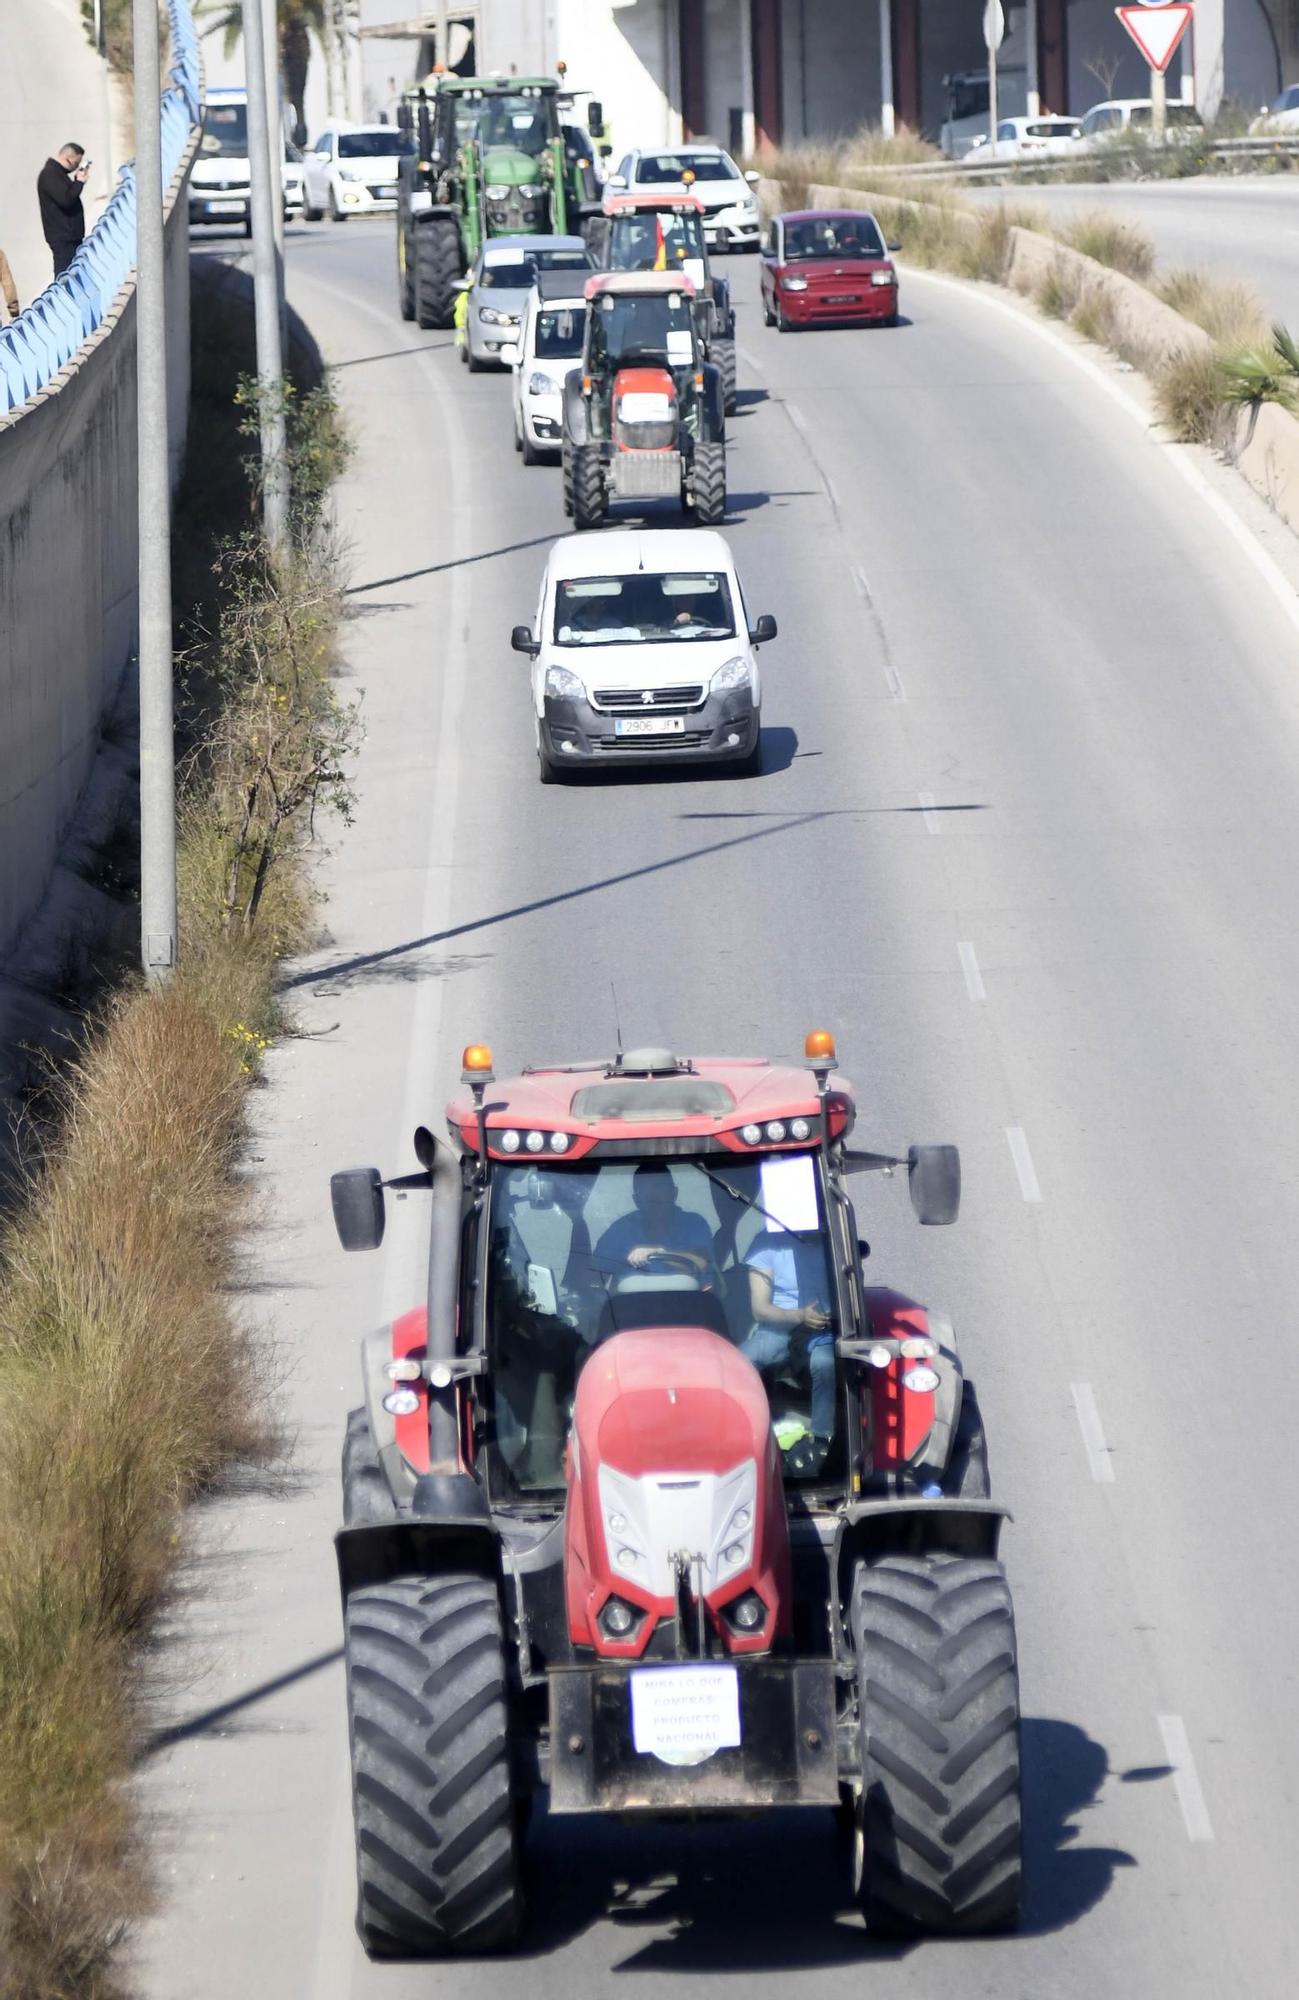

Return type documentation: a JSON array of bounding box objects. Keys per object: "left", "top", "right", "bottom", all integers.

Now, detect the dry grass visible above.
[
  {"left": 1155, "top": 268, "right": 1269, "bottom": 348},
  {"left": 1056, "top": 211, "right": 1156, "bottom": 283},
  {"left": 0, "top": 294, "right": 349, "bottom": 1995},
  {"left": 1154, "top": 346, "right": 1231, "bottom": 443}
]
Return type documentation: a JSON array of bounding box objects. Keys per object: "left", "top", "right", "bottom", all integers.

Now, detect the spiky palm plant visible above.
[{"left": 195, "top": 2, "right": 329, "bottom": 141}]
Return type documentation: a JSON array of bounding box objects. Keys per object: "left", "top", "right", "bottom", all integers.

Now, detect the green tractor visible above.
[{"left": 395, "top": 75, "right": 606, "bottom": 329}]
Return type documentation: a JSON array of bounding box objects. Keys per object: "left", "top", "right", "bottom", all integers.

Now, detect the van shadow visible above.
[
  {"left": 504, "top": 1715, "right": 1130, "bottom": 1971},
  {"left": 559, "top": 725, "right": 798, "bottom": 790}
]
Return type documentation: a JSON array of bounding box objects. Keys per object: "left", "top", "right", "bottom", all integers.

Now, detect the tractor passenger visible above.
[{"left": 741, "top": 1228, "right": 835, "bottom": 1445}]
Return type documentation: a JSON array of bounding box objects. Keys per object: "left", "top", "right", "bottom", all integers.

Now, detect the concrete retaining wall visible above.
[{"left": 0, "top": 140, "right": 195, "bottom": 968}]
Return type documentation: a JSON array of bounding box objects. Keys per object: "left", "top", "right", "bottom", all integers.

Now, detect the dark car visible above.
[{"left": 760, "top": 208, "right": 900, "bottom": 332}]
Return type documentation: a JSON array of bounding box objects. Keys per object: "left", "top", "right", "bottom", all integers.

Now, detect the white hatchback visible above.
[
  {"left": 511, "top": 530, "right": 777, "bottom": 782},
  {"left": 504, "top": 276, "right": 587, "bottom": 464},
  {"left": 606, "top": 145, "right": 761, "bottom": 251},
  {"left": 302, "top": 123, "right": 415, "bottom": 220}
]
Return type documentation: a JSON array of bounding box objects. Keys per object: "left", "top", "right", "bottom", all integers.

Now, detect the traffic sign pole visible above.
[
  {"left": 1151, "top": 60, "right": 1166, "bottom": 139},
  {"left": 1114, "top": 4, "right": 1194, "bottom": 138}
]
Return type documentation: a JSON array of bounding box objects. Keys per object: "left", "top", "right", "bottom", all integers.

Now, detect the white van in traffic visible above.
[
  {"left": 191, "top": 84, "right": 300, "bottom": 233},
  {"left": 511, "top": 529, "right": 776, "bottom": 782}
]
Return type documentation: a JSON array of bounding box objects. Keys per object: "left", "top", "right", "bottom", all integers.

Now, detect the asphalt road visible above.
[
  {"left": 135, "top": 222, "right": 1299, "bottom": 1998},
  {"left": 969, "top": 173, "right": 1299, "bottom": 331}
]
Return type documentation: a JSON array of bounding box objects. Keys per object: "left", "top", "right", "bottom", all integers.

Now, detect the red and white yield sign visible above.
[{"left": 1115, "top": 4, "right": 1193, "bottom": 75}]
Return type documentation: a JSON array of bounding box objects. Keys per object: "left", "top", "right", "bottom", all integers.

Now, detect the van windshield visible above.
[
  {"left": 338, "top": 131, "right": 415, "bottom": 159},
  {"left": 554, "top": 572, "right": 736, "bottom": 644},
  {"left": 204, "top": 104, "right": 249, "bottom": 157}
]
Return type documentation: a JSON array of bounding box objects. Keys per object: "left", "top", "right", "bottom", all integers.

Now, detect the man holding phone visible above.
[{"left": 37, "top": 142, "right": 89, "bottom": 278}]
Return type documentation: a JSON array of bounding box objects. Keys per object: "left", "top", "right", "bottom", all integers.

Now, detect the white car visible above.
[
  {"left": 302, "top": 122, "right": 415, "bottom": 220},
  {"left": 970, "top": 115, "right": 1081, "bottom": 161},
  {"left": 511, "top": 529, "right": 777, "bottom": 781},
  {"left": 504, "top": 273, "right": 586, "bottom": 464},
  {"left": 1077, "top": 99, "right": 1204, "bottom": 146},
  {"left": 606, "top": 145, "right": 761, "bottom": 251},
  {"left": 1251, "top": 85, "right": 1299, "bottom": 134}
]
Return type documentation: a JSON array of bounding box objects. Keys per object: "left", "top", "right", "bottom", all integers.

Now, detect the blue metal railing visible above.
[{"left": 0, "top": 3, "right": 201, "bottom": 415}]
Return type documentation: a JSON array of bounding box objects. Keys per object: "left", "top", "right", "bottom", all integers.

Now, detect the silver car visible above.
[{"left": 464, "top": 235, "right": 592, "bottom": 371}]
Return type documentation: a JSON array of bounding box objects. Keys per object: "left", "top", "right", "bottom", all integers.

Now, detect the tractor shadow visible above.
[{"left": 512, "top": 1716, "right": 1131, "bottom": 1969}]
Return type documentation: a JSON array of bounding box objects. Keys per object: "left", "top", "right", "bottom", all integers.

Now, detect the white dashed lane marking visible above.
[
  {"left": 1158, "top": 1715, "right": 1216, "bottom": 1843},
  {"left": 1070, "top": 1382, "right": 1116, "bottom": 1483},
  {"left": 1005, "top": 1124, "right": 1042, "bottom": 1202},
  {"left": 957, "top": 940, "right": 986, "bottom": 1001}
]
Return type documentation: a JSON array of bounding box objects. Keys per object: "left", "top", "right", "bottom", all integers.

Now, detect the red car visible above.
[{"left": 760, "top": 207, "right": 900, "bottom": 331}]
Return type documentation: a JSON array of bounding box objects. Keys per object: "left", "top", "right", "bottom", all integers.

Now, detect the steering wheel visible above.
[{"left": 638, "top": 1250, "right": 701, "bottom": 1276}]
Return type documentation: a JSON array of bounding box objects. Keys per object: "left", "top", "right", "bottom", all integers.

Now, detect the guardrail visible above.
[
  {"left": 861, "top": 132, "right": 1299, "bottom": 184},
  {"left": 0, "top": 2, "right": 201, "bottom": 415}
]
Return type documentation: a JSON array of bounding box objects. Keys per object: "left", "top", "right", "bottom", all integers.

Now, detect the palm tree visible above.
[{"left": 195, "top": 2, "right": 331, "bottom": 144}]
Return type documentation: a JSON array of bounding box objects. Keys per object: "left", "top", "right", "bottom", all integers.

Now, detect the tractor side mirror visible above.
[
  {"left": 908, "top": 1144, "right": 961, "bottom": 1226},
  {"left": 749, "top": 612, "right": 777, "bottom": 644},
  {"left": 413, "top": 1124, "right": 437, "bottom": 1169},
  {"left": 588, "top": 100, "right": 604, "bottom": 136},
  {"left": 858, "top": 1237, "right": 871, "bottom": 1261},
  {"left": 598, "top": 141, "right": 613, "bottom": 158},
  {"left": 512, "top": 624, "right": 541, "bottom": 656},
  {"left": 331, "top": 1167, "right": 385, "bottom": 1252}
]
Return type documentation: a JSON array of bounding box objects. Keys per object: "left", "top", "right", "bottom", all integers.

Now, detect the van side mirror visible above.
[
  {"left": 606, "top": 172, "right": 626, "bottom": 189},
  {"left": 749, "top": 612, "right": 777, "bottom": 644},
  {"left": 588, "top": 100, "right": 604, "bottom": 136},
  {"left": 744, "top": 169, "right": 761, "bottom": 185},
  {"left": 512, "top": 624, "right": 541, "bottom": 657},
  {"left": 331, "top": 1167, "right": 385, "bottom": 1251},
  {"left": 500, "top": 341, "right": 521, "bottom": 367},
  {"left": 908, "top": 1144, "right": 961, "bottom": 1226}
]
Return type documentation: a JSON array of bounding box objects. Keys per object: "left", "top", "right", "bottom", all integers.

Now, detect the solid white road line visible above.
[
  {"left": 1069, "top": 1381, "right": 1116, "bottom": 1483},
  {"left": 1005, "top": 1124, "right": 1043, "bottom": 1202},
  {"left": 957, "top": 940, "right": 986, "bottom": 1001},
  {"left": 853, "top": 566, "right": 905, "bottom": 697},
  {"left": 1158, "top": 1714, "right": 1216, "bottom": 1843},
  {"left": 784, "top": 399, "right": 807, "bottom": 435},
  {"left": 917, "top": 790, "right": 941, "bottom": 832}
]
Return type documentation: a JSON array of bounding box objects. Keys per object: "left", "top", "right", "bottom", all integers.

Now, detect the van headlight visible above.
[
  {"left": 545, "top": 665, "right": 585, "bottom": 701},
  {"left": 710, "top": 656, "right": 751, "bottom": 694},
  {"left": 528, "top": 371, "right": 559, "bottom": 395}
]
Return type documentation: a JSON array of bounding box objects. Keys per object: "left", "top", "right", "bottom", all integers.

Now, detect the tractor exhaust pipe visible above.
[{"left": 425, "top": 1142, "right": 462, "bottom": 1474}]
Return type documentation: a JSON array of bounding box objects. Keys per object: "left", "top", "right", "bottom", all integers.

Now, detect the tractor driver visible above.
[
  {"left": 594, "top": 1163, "right": 714, "bottom": 1283},
  {"left": 741, "top": 1228, "right": 835, "bottom": 1446}
]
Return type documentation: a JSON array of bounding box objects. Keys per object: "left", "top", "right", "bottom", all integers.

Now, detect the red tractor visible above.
[
  {"left": 330, "top": 1032, "right": 1022, "bottom": 1958},
  {"left": 587, "top": 188, "right": 739, "bottom": 413},
  {"left": 561, "top": 271, "right": 727, "bottom": 530}
]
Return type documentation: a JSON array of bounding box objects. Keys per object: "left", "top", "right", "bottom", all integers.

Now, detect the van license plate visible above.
[
  {"left": 615, "top": 715, "right": 685, "bottom": 736},
  {"left": 209, "top": 199, "right": 245, "bottom": 214}
]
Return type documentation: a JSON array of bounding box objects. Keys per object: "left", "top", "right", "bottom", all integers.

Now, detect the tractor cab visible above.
[
  {"left": 592, "top": 192, "right": 738, "bottom": 414},
  {"left": 582, "top": 269, "right": 699, "bottom": 383},
  {"left": 329, "top": 1033, "right": 1020, "bottom": 1957}
]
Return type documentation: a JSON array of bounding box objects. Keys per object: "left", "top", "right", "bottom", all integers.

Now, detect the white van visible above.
[
  {"left": 190, "top": 84, "right": 300, "bottom": 234},
  {"left": 510, "top": 529, "right": 777, "bottom": 782}
]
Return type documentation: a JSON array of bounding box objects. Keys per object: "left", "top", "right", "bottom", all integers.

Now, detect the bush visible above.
[
  {"left": 1058, "top": 211, "right": 1155, "bottom": 282},
  {"left": 1154, "top": 346, "right": 1229, "bottom": 443},
  {"left": 1156, "top": 269, "right": 1268, "bottom": 348}
]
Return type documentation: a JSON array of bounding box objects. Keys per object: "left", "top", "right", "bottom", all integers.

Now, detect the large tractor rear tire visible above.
[
  {"left": 342, "top": 1407, "right": 390, "bottom": 1526},
  {"left": 415, "top": 217, "right": 461, "bottom": 331},
  {"left": 850, "top": 1553, "right": 1022, "bottom": 1936},
  {"left": 345, "top": 1572, "right": 523, "bottom": 1958},
  {"left": 691, "top": 441, "right": 726, "bottom": 525},
  {"left": 714, "top": 337, "right": 737, "bottom": 416},
  {"left": 572, "top": 445, "right": 606, "bottom": 529}
]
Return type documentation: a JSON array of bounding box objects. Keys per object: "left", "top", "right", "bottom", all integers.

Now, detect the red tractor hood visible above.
[{"left": 581, "top": 1326, "right": 766, "bottom": 1476}]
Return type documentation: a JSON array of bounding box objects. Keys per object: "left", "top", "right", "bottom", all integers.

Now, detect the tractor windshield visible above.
[
  {"left": 453, "top": 91, "right": 556, "bottom": 155},
  {"left": 609, "top": 209, "right": 706, "bottom": 272},
  {"left": 589, "top": 290, "right": 694, "bottom": 371},
  {"left": 485, "top": 1154, "right": 838, "bottom": 1494}
]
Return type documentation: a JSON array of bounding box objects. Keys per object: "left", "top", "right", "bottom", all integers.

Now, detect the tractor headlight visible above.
[
  {"left": 726, "top": 1591, "right": 766, "bottom": 1632},
  {"left": 486, "top": 183, "right": 510, "bottom": 199},
  {"left": 545, "top": 664, "right": 585, "bottom": 701},
  {"left": 710, "top": 656, "right": 751, "bottom": 695},
  {"left": 781, "top": 275, "right": 808, "bottom": 292}
]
